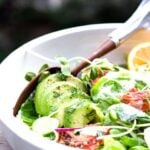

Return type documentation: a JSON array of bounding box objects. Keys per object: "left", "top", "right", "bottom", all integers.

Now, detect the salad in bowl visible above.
[
  {"left": 17, "top": 49, "right": 150, "bottom": 150},
  {"left": 1, "top": 24, "right": 150, "bottom": 150}
]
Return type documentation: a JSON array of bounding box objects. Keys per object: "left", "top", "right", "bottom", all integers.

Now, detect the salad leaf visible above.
[
  {"left": 108, "top": 103, "right": 148, "bottom": 122},
  {"left": 92, "top": 58, "right": 124, "bottom": 72},
  {"left": 81, "top": 58, "right": 125, "bottom": 85},
  {"left": 91, "top": 77, "right": 124, "bottom": 110},
  {"left": 135, "top": 80, "right": 147, "bottom": 90},
  {"left": 91, "top": 70, "right": 150, "bottom": 112},
  {"left": 120, "top": 135, "right": 139, "bottom": 147},
  {"left": 20, "top": 95, "right": 38, "bottom": 125},
  {"left": 56, "top": 57, "right": 71, "bottom": 76}
]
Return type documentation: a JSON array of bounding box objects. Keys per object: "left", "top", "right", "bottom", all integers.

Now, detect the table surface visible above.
[{"left": 0, "top": 121, "right": 13, "bottom": 150}]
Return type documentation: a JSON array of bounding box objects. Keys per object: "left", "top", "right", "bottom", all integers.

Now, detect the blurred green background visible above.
[{"left": 0, "top": 0, "right": 140, "bottom": 62}]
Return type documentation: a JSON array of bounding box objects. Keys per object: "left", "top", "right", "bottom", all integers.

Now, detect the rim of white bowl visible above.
[{"left": 0, "top": 23, "right": 122, "bottom": 150}]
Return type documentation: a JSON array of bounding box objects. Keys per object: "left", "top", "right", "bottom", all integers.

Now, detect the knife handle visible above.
[{"left": 72, "top": 38, "right": 116, "bottom": 76}]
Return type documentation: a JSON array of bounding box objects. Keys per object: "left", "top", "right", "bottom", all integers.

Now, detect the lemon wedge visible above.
[{"left": 128, "top": 42, "right": 150, "bottom": 71}]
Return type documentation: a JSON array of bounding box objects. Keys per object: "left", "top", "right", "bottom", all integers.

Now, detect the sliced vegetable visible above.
[
  {"left": 34, "top": 73, "right": 87, "bottom": 115},
  {"left": 32, "top": 116, "right": 59, "bottom": 136},
  {"left": 51, "top": 92, "right": 90, "bottom": 127},
  {"left": 120, "top": 135, "right": 139, "bottom": 147},
  {"left": 64, "top": 101, "right": 104, "bottom": 128}
]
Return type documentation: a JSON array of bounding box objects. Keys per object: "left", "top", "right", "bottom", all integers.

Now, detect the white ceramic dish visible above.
[{"left": 0, "top": 23, "right": 125, "bottom": 150}]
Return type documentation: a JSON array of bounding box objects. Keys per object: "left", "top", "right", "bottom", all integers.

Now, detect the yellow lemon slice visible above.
[{"left": 128, "top": 42, "right": 150, "bottom": 71}]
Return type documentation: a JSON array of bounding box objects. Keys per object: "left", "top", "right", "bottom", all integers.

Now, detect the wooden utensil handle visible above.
[{"left": 72, "top": 38, "right": 116, "bottom": 76}]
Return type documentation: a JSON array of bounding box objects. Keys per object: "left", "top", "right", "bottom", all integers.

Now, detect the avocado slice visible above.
[
  {"left": 34, "top": 73, "right": 88, "bottom": 116},
  {"left": 64, "top": 101, "right": 104, "bottom": 128},
  {"left": 35, "top": 73, "right": 87, "bottom": 99},
  {"left": 51, "top": 92, "right": 90, "bottom": 127},
  {"left": 65, "top": 75, "right": 87, "bottom": 93},
  {"left": 34, "top": 73, "right": 62, "bottom": 106},
  {"left": 35, "top": 81, "right": 79, "bottom": 115}
]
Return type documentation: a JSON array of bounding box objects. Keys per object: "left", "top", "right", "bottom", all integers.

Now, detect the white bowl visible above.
[{"left": 0, "top": 23, "right": 123, "bottom": 150}]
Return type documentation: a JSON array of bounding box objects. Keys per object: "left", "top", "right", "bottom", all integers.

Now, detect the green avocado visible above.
[
  {"left": 35, "top": 81, "right": 78, "bottom": 115},
  {"left": 34, "top": 73, "right": 62, "bottom": 107},
  {"left": 52, "top": 92, "right": 90, "bottom": 127},
  {"left": 65, "top": 75, "right": 87, "bottom": 93},
  {"left": 35, "top": 73, "right": 87, "bottom": 96},
  {"left": 64, "top": 101, "right": 104, "bottom": 128},
  {"left": 34, "top": 73, "right": 88, "bottom": 116}
]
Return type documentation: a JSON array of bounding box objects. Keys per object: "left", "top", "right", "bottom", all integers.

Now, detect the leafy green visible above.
[
  {"left": 109, "top": 129, "right": 122, "bottom": 135},
  {"left": 81, "top": 58, "right": 125, "bottom": 84},
  {"left": 90, "top": 67, "right": 98, "bottom": 79},
  {"left": 56, "top": 57, "right": 71, "bottom": 76},
  {"left": 135, "top": 80, "right": 147, "bottom": 90},
  {"left": 56, "top": 73, "right": 68, "bottom": 81},
  {"left": 20, "top": 94, "right": 38, "bottom": 125},
  {"left": 120, "top": 135, "right": 139, "bottom": 147},
  {"left": 107, "top": 103, "right": 148, "bottom": 122},
  {"left": 91, "top": 77, "right": 123, "bottom": 110},
  {"left": 91, "top": 70, "right": 150, "bottom": 113}
]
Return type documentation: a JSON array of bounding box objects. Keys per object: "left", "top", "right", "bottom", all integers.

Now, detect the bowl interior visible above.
[{"left": 0, "top": 24, "right": 124, "bottom": 150}]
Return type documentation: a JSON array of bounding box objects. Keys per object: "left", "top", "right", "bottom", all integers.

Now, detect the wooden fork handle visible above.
[{"left": 72, "top": 38, "right": 117, "bottom": 76}]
